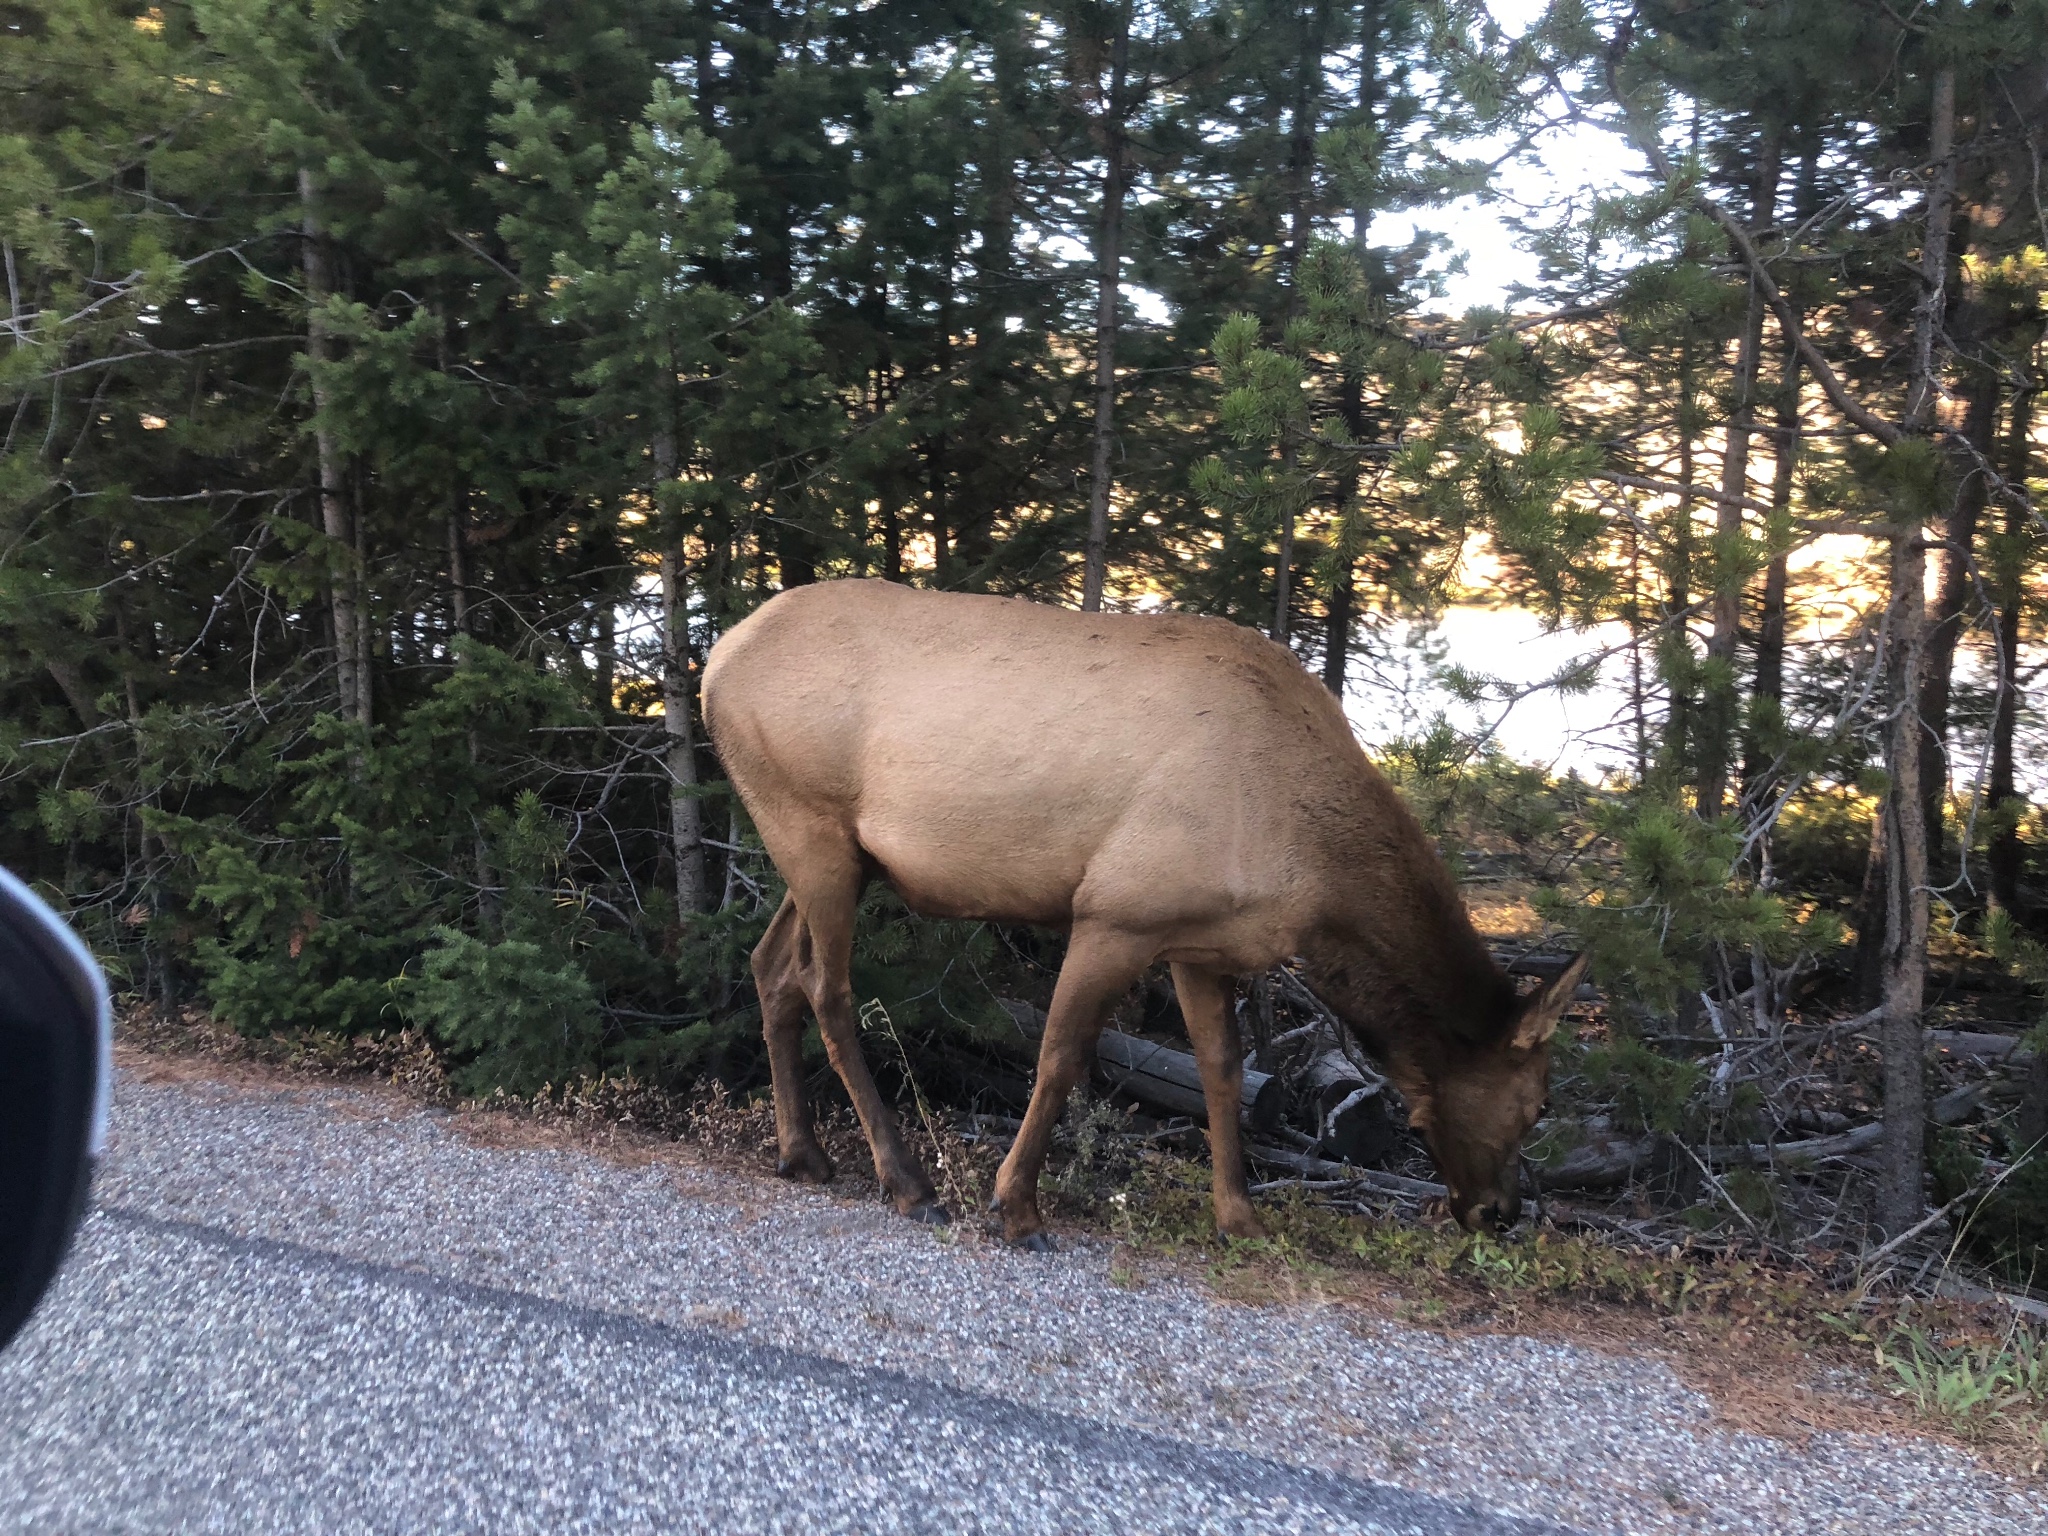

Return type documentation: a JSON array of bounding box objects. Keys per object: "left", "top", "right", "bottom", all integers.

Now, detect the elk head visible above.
[{"left": 1395, "top": 954, "right": 1589, "bottom": 1232}]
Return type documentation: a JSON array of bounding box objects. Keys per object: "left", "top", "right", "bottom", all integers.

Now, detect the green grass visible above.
[{"left": 1872, "top": 1321, "right": 2048, "bottom": 1455}]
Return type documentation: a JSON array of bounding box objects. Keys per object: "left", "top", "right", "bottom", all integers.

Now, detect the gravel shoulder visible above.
[{"left": 7, "top": 1057, "right": 2042, "bottom": 1535}]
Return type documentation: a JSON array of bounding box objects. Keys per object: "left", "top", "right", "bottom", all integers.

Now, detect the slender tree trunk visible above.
[
  {"left": 1989, "top": 387, "right": 2036, "bottom": 913},
  {"left": 1080, "top": 16, "right": 1131, "bottom": 613},
  {"left": 46, "top": 658, "right": 100, "bottom": 729},
  {"left": 447, "top": 505, "right": 470, "bottom": 639},
  {"left": 1746, "top": 340, "right": 1804, "bottom": 782},
  {"left": 300, "top": 170, "right": 362, "bottom": 728},
  {"left": 1322, "top": 375, "right": 1363, "bottom": 691},
  {"left": 1661, "top": 340, "right": 1699, "bottom": 776},
  {"left": 655, "top": 428, "right": 707, "bottom": 918},
  {"left": 1321, "top": 549, "right": 1354, "bottom": 692},
  {"left": 1273, "top": 443, "right": 1297, "bottom": 644},
  {"left": 1272, "top": 3, "right": 1328, "bottom": 649},
  {"left": 114, "top": 604, "right": 162, "bottom": 997},
  {"left": 1323, "top": 2, "right": 1380, "bottom": 693},
  {"left": 1631, "top": 600, "right": 1658, "bottom": 800},
  {"left": 1878, "top": 529, "right": 1932, "bottom": 1233},
  {"left": 596, "top": 598, "right": 616, "bottom": 719},
  {"left": 354, "top": 473, "right": 372, "bottom": 728},
  {"left": 776, "top": 529, "right": 816, "bottom": 589},
  {"left": 445, "top": 494, "right": 492, "bottom": 920},
  {"left": 931, "top": 302, "right": 953, "bottom": 583},
  {"left": 879, "top": 491, "right": 903, "bottom": 581},
  {"left": 1281, "top": 1, "right": 1324, "bottom": 304},
  {"left": 1876, "top": 59, "right": 1958, "bottom": 1235},
  {"left": 1699, "top": 132, "right": 1779, "bottom": 818},
  {"left": 1750, "top": 141, "right": 1818, "bottom": 746},
  {"left": 1916, "top": 373, "right": 1997, "bottom": 874}
]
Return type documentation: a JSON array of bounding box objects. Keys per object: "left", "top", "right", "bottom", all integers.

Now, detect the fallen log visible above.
[
  {"left": 1532, "top": 1128, "right": 1658, "bottom": 1190},
  {"left": 1710, "top": 1121, "right": 1885, "bottom": 1167},
  {"left": 1930, "top": 1081, "right": 1988, "bottom": 1125},
  {"left": 998, "top": 998, "right": 1283, "bottom": 1133},
  {"left": 1293, "top": 1040, "right": 1399, "bottom": 1167},
  {"left": 1934, "top": 1275, "right": 2048, "bottom": 1325},
  {"left": 1716, "top": 1089, "right": 1984, "bottom": 1168},
  {"left": 1925, "top": 1029, "right": 2037, "bottom": 1065},
  {"left": 1534, "top": 1083, "right": 1990, "bottom": 1187}
]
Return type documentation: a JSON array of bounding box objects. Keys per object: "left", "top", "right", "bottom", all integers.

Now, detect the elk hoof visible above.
[
  {"left": 903, "top": 1200, "right": 952, "bottom": 1226},
  {"left": 775, "top": 1145, "right": 835, "bottom": 1185},
  {"left": 1010, "top": 1229, "right": 1056, "bottom": 1255}
]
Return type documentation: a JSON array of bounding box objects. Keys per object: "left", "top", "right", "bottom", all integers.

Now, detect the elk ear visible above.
[{"left": 1510, "top": 952, "right": 1590, "bottom": 1051}]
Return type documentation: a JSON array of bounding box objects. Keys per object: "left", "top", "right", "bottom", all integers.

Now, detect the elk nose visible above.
[
  {"left": 1470, "top": 1200, "right": 1516, "bottom": 1232},
  {"left": 1460, "top": 1201, "right": 1501, "bottom": 1232}
]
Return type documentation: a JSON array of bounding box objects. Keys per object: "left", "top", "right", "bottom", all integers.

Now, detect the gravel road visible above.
[{"left": 1, "top": 1066, "right": 2039, "bottom": 1535}]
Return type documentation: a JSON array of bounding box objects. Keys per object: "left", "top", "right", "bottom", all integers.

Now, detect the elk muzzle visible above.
[{"left": 1454, "top": 1186, "right": 1523, "bottom": 1233}]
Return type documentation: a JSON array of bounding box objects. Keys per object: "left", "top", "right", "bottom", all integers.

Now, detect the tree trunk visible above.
[
  {"left": 1916, "top": 373, "right": 1997, "bottom": 875},
  {"left": 112, "top": 602, "right": 162, "bottom": 996},
  {"left": 46, "top": 658, "right": 100, "bottom": 729},
  {"left": 654, "top": 429, "right": 707, "bottom": 919},
  {"left": 932, "top": 212, "right": 956, "bottom": 586},
  {"left": 1698, "top": 131, "right": 1779, "bottom": 819},
  {"left": 1746, "top": 141, "right": 1818, "bottom": 784},
  {"left": 1878, "top": 527, "right": 1932, "bottom": 1233},
  {"left": 1321, "top": 1, "right": 1381, "bottom": 695},
  {"left": 1271, "top": 6, "right": 1326, "bottom": 648},
  {"left": 1876, "top": 58, "right": 1958, "bottom": 1235},
  {"left": 354, "top": 473, "right": 372, "bottom": 728},
  {"left": 447, "top": 505, "right": 470, "bottom": 638},
  {"left": 1080, "top": 17, "right": 1131, "bottom": 614},
  {"left": 299, "top": 168, "right": 362, "bottom": 728},
  {"left": 1854, "top": 60, "right": 1960, "bottom": 1013},
  {"left": 1321, "top": 513, "right": 1355, "bottom": 695},
  {"left": 1629, "top": 512, "right": 1650, "bottom": 781},
  {"left": 1660, "top": 340, "right": 1698, "bottom": 775},
  {"left": 1746, "top": 331, "right": 1801, "bottom": 774},
  {"left": 1281, "top": 0, "right": 1324, "bottom": 304},
  {"left": 1988, "top": 387, "right": 2035, "bottom": 914},
  {"left": 1273, "top": 444, "right": 1297, "bottom": 644}
]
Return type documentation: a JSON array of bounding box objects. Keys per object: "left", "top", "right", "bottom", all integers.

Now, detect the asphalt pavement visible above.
[
  {"left": 0, "top": 1065, "right": 2036, "bottom": 1535},
  {"left": 1, "top": 1205, "right": 1560, "bottom": 1535}
]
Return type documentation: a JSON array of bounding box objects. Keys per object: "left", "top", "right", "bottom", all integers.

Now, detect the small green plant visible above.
[
  {"left": 1576, "top": 1038, "right": 1706, "bottom": 1136},
  {"left": 403, "top": 790, "right": 604, "bottom": 1094},
  {"left": 1874, "top": 1322, "right": 2048, "bottom": 1442},
  {"left": 1051, "top": 1092, "right": 1137, "bottom": 1208},
  {"left": 1460, "top": 1232, "right": 1539, "bottom": 1288}
]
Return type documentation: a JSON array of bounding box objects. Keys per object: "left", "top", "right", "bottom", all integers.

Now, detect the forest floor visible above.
[{"left": 15, "top": 1029, "right": 2042, "bottom": 1534}]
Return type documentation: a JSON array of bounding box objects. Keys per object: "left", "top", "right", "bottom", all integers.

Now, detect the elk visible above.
[{"left": 702, "top": 580, "right": 1586, "bottom": 1247}]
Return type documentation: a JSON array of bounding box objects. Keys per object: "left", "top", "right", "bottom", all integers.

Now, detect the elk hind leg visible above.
[
  {"left": 789, "top": 847, "right": 946, "bottom": 1223},
  {"left": 753, "top": 894, "right": 832, "bottom": 1184},
  {"left": 1172, "top": 963, "right": 1264, "bottom": 1241}
]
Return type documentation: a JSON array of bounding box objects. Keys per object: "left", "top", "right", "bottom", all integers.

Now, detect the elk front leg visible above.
[
  {"left": 993, "top": 925, "right": 1152, "bottom": 1251},
  {"left": 1171, "top": 963, "right": 1264, "bottom": 1241}
]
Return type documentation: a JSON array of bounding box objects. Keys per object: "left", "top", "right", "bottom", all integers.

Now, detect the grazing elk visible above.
[{"left": 702, "top": 580, "right": 1585, "bottom": 1247}]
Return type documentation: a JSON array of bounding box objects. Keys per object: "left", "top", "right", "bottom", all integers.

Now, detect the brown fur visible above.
[{"left": 703, "top": 580, "right": 1584, "bottom": 1241}]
